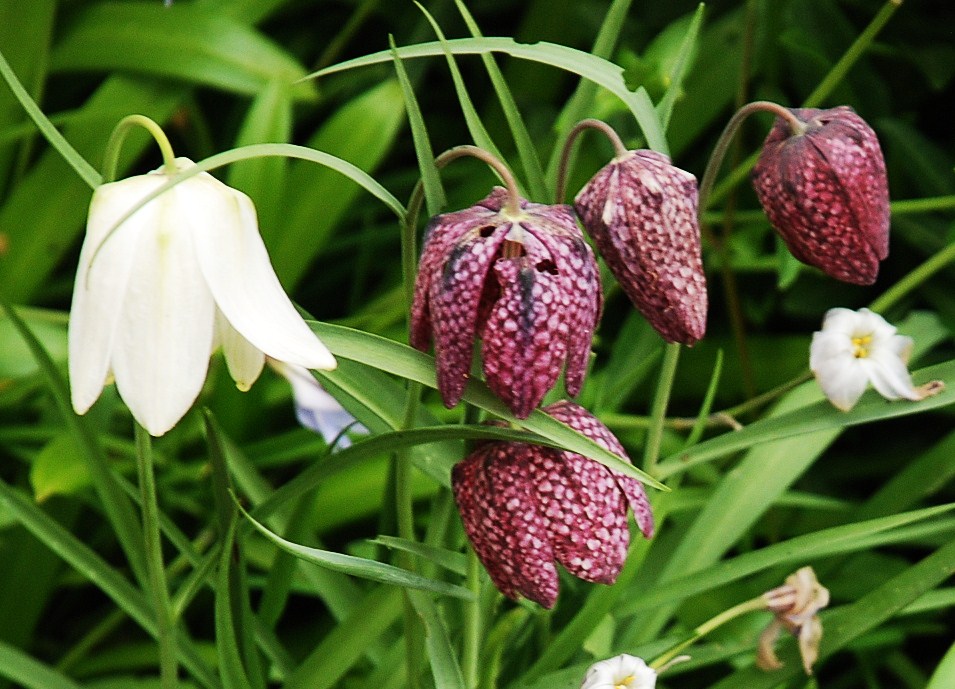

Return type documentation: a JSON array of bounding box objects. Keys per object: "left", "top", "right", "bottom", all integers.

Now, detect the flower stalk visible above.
[
  {"left": 134, "top": 423, "right": 178, "bottom": 689},
  {"left": 554, "top": 118, "right": 628, "bottom": 203},
  {"left": 103, "top": 114, "right": 178, "bottom": 182}
]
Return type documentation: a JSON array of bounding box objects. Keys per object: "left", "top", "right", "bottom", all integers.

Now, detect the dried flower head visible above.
[
  {"left": 757, "top": 566, "right": 830, "bottom": 675},
  {"left": 411, "top": 187, "right": 601, "bottom": 419},
  {"left": 751, "top": 106, "right": 890, "bottom": 285},
  {"left": 451, "top": 401, "right": 653, "bottom": 608},
  {"left": 575, "top": 149, "right": 706, "bottom": 344}
]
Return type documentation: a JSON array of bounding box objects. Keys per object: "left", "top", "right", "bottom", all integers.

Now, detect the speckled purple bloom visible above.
[
  {"left": 575, "top": 150, "right": 706, "bottom": 345},
  {"left": 751, "top": 106, "right": 890, "bottom": 285},
  {"left": 451, "top": 401, "right": 654, "bottom": 608},
  {"left": 411, "top": 188, "right": 601, "bottom": 419}
]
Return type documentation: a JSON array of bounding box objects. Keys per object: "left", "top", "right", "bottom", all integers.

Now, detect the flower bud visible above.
[
  {"left": 575, "top": 150, "right": 706, "bottom": 344},
  {"left": 751, "top": 106, "right": 890, "bottom": 285}
]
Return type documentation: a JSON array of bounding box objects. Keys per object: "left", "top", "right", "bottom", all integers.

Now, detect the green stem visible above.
[
  {"left": 649, "top": 595, "right": 768, "bottom": 670},
  {"left": 708, "top": 0, "right": 903, "bottom": 208},
  {"left": 134, "top": 424, "right": 178, "bottom": 689},
  {"left": 103, "top": 114, "right": 178, "bottom": 182},
  {"left": 870, "top": 239, "right": 955, "bottom": 314},
  {"left": 434, "top": 145, "right": 523, "bottom": 216},
  {"left": 643, "top": 343, "right": 681, "bottom": 475},
  {"left": 554, "top": 118, "right": 628, "bottom": 203},
  {"left": 462, "top": 547, "right": 482, "bottom": 689}
]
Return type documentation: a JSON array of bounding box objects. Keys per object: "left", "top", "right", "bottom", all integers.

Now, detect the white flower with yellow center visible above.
[
  {"left": 810, "top": 307, "right": 941, "bottom": 411},
  {"left": 580, "top": 654, "right": 656, "bottom": 689},
  {"left": 69, "top": 158, "right": 336, "bottom": 436}
]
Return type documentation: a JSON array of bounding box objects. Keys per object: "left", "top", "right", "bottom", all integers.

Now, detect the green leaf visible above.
[
  {"left": 239, "top": 502, "right": 473, "bottom": 599},
  {"left": 372, "top": 536, "right": 468, "bottom": 575},
  {"left": 30, "top": 432, "right": 90, "bottom": 502},
  {"left": 311, "top": 37, "right": 668, "bottom": 155},
  {"left": 51, "top": 3, "right": 316, "bottom": 100},
  {"left": 308, "top": 320, "right": 667, "bottom": 491},
  {"left": 658, "top": 359, "right": 955, "bottom": 478},
  {"left": 655, "top": 4, "right": 705, "bottom": 132},
  {"left": 927, "top": 641, "right": 955, "bottom": 689},
  {"left": 0, "top": 641, "right": 84, "bottom": 689},
  {"left": 408, "top": 590, "right": 467, "bottom": 689}
]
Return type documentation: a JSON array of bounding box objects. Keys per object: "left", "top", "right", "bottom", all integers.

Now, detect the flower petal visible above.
[
  {"left": 581, "top": 655, "right": 656, "bottom": 689},
  {"left": 109, "top": 189, "right": 216, "bottom": 436},
  {"left": 481, "top": 257, "right": 568, "bottom": 419},
  {"left": 811, "top": 354, "right": 868, "bottom": 411},
  {"left": 185, "top": 173, "right": 336, "bottom": 371},
  {"left": 865, "top": 342, "right": 920, "bottom": 401},
  {"left": 452, "top": 443, "right": 559, "bottom": 608},
  {"left": 215, "top": 308, "right": 265, "bottom": 391},
  {"left": 69, "top": 178, "right": 163, "bottom": 415},
  {"left": 271, "top": 361, "right": 364, "bottom": 447}
]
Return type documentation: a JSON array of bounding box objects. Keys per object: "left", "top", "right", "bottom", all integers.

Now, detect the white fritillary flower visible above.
[{"left": 580, "top": 654, "right": 656, "bottom": 689}]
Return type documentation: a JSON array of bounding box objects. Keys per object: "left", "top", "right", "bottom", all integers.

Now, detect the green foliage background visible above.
[{"left": 0, "top": 0, "right": 954, "bottom": 688}]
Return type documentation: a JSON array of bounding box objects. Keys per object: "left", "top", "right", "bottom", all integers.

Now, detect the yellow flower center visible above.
[
  {"left": 852, "top": 334, "right": 873, "bottom": 358},
  {"left": 615, "top": 675, "right": 635, "bottom": 689}
]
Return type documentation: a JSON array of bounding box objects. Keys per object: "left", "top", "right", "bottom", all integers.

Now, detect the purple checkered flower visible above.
[
  {"left": 751, "top": 106, "right": 890, "bottom": 285},
  {"left": 411, "top": 187, "right": 601, "bottom": 419},
  {"left": 451, "top": 401, "right": 654, "bottom": 608},
  {"left": 575, "top": 150, "right": 706, "bottom": 344}
]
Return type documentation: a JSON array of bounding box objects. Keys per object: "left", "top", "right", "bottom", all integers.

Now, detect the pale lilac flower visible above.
[
  {"left": 810, "top": 307, "right": 943, "bottom": 411},
  {"left": 69, "top": 158, "right": 336, "bottom": 436},
  {"left": 270, "top": 361, "right": 365, "bottom": 449},
  {"left": 451, "top": 401, "right": 653, "bottom": 608},
  {"left": 580, "top": 654, "right": 656, "bottom": 689},
  {"left": 411, "top": 187, "right": 601, "bottom": 419},
  {"left": 752, "top": 106, "right": 889, "bottom": 285}
]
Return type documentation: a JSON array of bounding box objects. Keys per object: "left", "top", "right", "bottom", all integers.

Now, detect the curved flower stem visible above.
[
  {"left": 434, "top": 145, "right": 523, "bottom": 216},
  {"left": 134, "top": 423, "right": 178, "bottom": 689},
  {"left": 554, "top": 118, "right": 628, "bottom": 203},
  {"left": 643, "top": 342, "right": 681, "bottom": 475},
  {"left": 869, "top": 239, "right": 955, "bottom": 314},
  {"left": 698, "top": 101, "right": 804, "bottom": 216},
  {"left": 649, "top": 595, "right": 768, "bottom": 670},
  {"left": 103, "top": 114, "right": 178, "bottom": 182}
]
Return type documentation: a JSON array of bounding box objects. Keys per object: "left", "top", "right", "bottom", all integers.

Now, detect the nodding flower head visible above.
[
  {"left": 575, "top": 150, "right": 706, "bottom": 344},
  {"left": 751, "top": 106, "right": 890, "bottom": 285},
  {"left": 451, "top": 401, "right": 654, "bottom": 608},
  {"left": 411, "top": 188, "right": 601, "bottom": 419}
]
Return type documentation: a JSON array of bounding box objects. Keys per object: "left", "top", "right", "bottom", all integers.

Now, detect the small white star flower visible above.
[
  {"left": 69, "top": 158, "right": 336, "bottom": 436},
  {"left": 270, "top": 361, "right": 366, "bottom": 449},
  {"left": 580, "top": 654, "right": 656, "bottom": 689},
  {"left": 810, "top": 307, "right": 942, "bottom": 411}
]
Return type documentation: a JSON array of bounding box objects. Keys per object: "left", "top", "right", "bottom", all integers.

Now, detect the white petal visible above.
[
  {"left": 865, "top": 345, "right": 920, "bottom": 401},
  {"left": 215, "top": 309, "right": 265, "bottom": 391},
  {"left": 854, "top": 307, "right": 897, "bottom": 341},
  {"left": 580, "top": 655, "right": 656, "bottom": 689},
  {"left": 110, "top": 185, "right": 216, "bottom": 436},
  {"left": 811, "top": 349, "right": 869, "bottom": 412},
  {"left": 819, "top": 307, "right": 862, "bottom": 337},
  {"left": 809, "top": 329, "right": 853, "bottom": 372},
  {"left": 69, "top": 176, "right": 165, "bottom": 414},
  {"left": 184, "top": 175, "right": 336, "bottom": 371}
]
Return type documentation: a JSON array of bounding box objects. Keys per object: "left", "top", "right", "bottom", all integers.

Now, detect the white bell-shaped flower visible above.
[
  {"left": 810, "top": 307, "right": 941, "bottom": 411},
  {"left": 69, "top": 158, "right": 336, "bottom": 436},
  {"left": 580, "top": 654, "right": 656, "bottom": 689}
]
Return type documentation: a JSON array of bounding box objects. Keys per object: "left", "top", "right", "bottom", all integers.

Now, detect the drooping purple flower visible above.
[
  {"left": 451, "top": 401, "right": 654, "bottom": 608},
  {"left": 751, "top": 106, "right": 890, "bottom": 285},
  {"left": 411, "top": 188, "right": 601, "bottom": 419},
  {"left": 574, "top": 150, "right": 706, "bottom": 345}
]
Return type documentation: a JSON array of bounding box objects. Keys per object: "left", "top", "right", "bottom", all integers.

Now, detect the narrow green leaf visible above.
[
  {"left": 51, "top": 3, "right": 316, "bottom": 100},
  {"left": 617, "top": 503, "right": 955, "bottom": 617},
  {"left": 372, "top": 536, "right": 468, "bottom": 575},
  {"left": 30, "top": 432, "right": 90, "bottom": 502},
  {"left": 926, "top": 641, "right": 955, "bottom": 689},
  {"left": 408, "top": 590, "right": 467, "bottom": 689},
  {"left": 310, "top": 37, "right": 668, "bottom": 154},
  {"left": 414, "top": 4, "right": 506, "bottom": 168},
  {"left": 214, "top": 518, "right": 252, "bottom": 689},
  {"left": 0, "top": 47, "right": 100, "bottom": 188},
  {"left": 658, "top": 360, "right": 955, "bottom": 478},
  {"left": 655, "top": 4, "right": 705, "bottom": 131},
  {"left": 308, "top": 320, "right": 667, "bottom": 490},
  {"left": 239, "top": 502, "right": 473, "bottom": 599},
  {"left": 452, "top": 0, "right": 547, "bottom": 200},
  {"left": 390, "top": 39, "right": 445, "bottom": 216},
  {"left": 0, "top": 641, "right": 83, "bottom": 689}
]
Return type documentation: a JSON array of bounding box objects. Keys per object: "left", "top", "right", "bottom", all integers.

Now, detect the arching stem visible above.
[
  {"left": 555, "top": 118, "right": 628, "bottom": 203},
  {"left": 434, "top": 145, "right": 523, "bottom": 217},
  {"left": 103, "top": 114, "right": 178, "bottom": 182}
]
